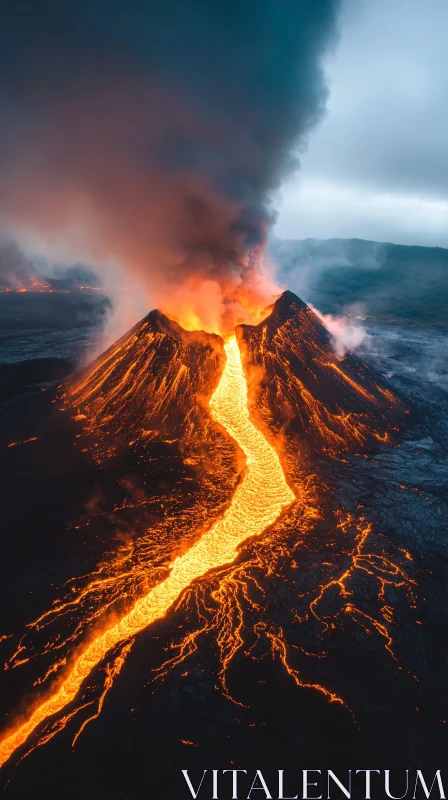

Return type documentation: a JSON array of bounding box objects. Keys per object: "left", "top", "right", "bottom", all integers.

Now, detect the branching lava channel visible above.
[{"left": 0, "top": 335, "right": 294, "bottom": 768}]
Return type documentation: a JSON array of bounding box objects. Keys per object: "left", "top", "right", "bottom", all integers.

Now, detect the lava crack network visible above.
[{"left": 0, "top": 335, "right": 294, "bottom": 768}]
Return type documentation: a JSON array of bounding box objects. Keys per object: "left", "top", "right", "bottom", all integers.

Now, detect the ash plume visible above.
[
  {"left": 0, "top": 0, "right": 341, "bottom": 332},
  {"left": 0, "top": 235, "right": 102, "bottom": 292},
  {"left": 0, "top": 238, "right": 36, "bottom": 291}
]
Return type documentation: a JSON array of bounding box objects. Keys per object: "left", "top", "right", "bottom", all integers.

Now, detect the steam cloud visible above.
[
  {"left": 0, "top": 235, "right": 100, "bottom": 291},
  {"left": 309, "top": 304, "right": 367, "bottom": 357},
  {"left": 0, "top": 238, "right": 38, "bottom": 291},
  {"left": 0, "top": 0, "right": 340, "bottom": 332}
]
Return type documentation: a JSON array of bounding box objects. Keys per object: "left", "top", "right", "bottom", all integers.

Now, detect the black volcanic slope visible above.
[
  {"left": 65, "top": 291, "right": 407, "bottom": 463},
  {"left": 237, "top": 290, "right": 407, "bottom": 456},
  {"left": 65, "top": 309, "right": 226, "bottom": 462}
]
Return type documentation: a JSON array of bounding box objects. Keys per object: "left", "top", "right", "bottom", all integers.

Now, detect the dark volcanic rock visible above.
[
  {"left": 0, "top": 357, "right": 73, "bottom": 404},
  {"left": 237, "top": 290, "right": 408, "bottom": 456},
  {"left": 66, "top": 309, "right": 226, "bottom": 460}
]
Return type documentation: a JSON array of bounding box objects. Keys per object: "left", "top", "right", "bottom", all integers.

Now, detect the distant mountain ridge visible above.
[{"left": 270, "top": 236, "right": 448, "bottom": 326}]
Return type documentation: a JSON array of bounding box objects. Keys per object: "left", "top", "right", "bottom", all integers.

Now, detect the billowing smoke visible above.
[
  {"left": 0, "top": 238, "right": 38, "bottom": 290},
  {"left": 0, "top": 0, "right": 340, "bottom": 333},
  {"left": 0, "top": 234, "right": 101, "bottom": 291},
  {"left": 309, "top": 304, "right": 367, "bottom": 357}
]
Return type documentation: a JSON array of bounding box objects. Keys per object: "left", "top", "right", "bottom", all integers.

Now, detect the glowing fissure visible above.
[{"left": 0, "top": 335, "right": 294, "bottom": 768}]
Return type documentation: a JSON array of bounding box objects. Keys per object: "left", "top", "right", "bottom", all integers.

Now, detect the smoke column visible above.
[{"left": 0, "top": 0, "right": 340, "bottom": 332}]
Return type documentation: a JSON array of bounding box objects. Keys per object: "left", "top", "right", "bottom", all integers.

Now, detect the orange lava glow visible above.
[
  {"left": 62, "top": 313, "right": 226, "bottom": 463},
  {"left": 0, "top": 336, "right": 294, "bottom": 768},
  {"left": 156, "top": 259, "right": 279, "bottom": 335},
  {"left": 0, "top": 301, "right": 416, "bottom": 770},
  {"left": 237, "top": 301, "right": 406, "bottom": 457},
  {"left": 0, "top": 279, "right": 66, "bottom": 294},
  {"left": 6, "top": 437, "right": 38, "bottom": 449},
  {"left": 0, "top": 279, "right": 108, "bottom": 294}
]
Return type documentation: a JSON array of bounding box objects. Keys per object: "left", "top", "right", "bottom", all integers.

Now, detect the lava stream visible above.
[{"left": 0, "top": 335, "right": 294, "bottom": 768}]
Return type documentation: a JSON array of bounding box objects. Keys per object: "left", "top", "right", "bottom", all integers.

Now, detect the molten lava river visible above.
[{"left": 0, "top": 336, "right": 295, "bottom": 767}]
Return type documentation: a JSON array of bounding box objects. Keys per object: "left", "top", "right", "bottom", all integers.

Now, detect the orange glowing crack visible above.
[
  {"left": 0, "top": 336, "right": 294, "bottom": 768},
  {"left": 320, "top": 362, "right": 376, "bottom": 402},
  {"left": 7, "top": 437, "right": 38, "bottom": 449}
]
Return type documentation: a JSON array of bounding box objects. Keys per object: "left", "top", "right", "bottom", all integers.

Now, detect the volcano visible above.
[
  {"left": 237, "top": 291, "right": 407, "bottom": 456},
  {"left": 66, "top": 290, "right": 406, "bottom": 464},
  {"left": 0, "top": 289, "right": 413, "bottom": 781},
  {"left": 65, "top": 309, "right": 226, "bottom": 463}
]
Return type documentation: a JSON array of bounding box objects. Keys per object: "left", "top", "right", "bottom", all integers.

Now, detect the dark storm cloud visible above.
[
  {"left": 302, "top": 0, "right": 448, "bottom": 197},
  {"left": 0, "top": 0, "right": 340, "bottom": 327},
  {"left": 276, "top": 0, "right": 448, "bottom": 247}
]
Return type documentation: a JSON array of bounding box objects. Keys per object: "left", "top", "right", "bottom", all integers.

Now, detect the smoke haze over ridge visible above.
[{"left": 0, "top": 0, "right": 340, "bottom": 332}]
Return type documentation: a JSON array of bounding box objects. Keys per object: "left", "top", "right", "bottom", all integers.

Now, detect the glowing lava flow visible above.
[{"left": 0, "top": 336, "right": 294, "bottom": 768}]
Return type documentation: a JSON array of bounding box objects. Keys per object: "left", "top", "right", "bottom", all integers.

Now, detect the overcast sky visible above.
[{"left": 275, "top": 0, "right": 448, "bottom": 247}]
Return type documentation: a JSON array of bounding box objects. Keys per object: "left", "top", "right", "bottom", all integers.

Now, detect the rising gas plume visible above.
[{"left": 0, "top": 0, "right": 340, "bottom": 332}]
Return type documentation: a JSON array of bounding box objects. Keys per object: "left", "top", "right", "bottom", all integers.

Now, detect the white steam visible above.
[{"left": 309, "top": 303, "right": 368, "bottom": 357}]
